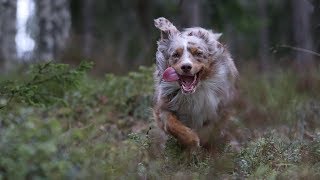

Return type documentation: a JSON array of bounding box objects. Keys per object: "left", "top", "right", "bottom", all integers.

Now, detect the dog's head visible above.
[{"left": 154, "top": 17, "right": 227, "bottom": 94}]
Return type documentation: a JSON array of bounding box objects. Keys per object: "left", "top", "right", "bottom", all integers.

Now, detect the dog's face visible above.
[
  {"left": 154, "top": 18, "right": 225, "bottom": 94},
  {"left": 165, "top": 33, "right": 217, "bottom": 94}
]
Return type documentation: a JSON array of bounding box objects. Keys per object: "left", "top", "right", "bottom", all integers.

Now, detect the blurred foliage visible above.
[
  {"left": 0, "top": 61, "right": 93, "bottom": 109},
  {"left": 236, "top": 133, "right": 320, "bottom": 179},
  {"left": 0, "top": 62, "right": 320, "bottom": 178},
  {"left": 103, "top": 66, "right": 154, "bottom": 119}
]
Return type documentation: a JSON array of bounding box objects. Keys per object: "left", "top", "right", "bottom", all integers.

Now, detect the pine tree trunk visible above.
[
  {"left": 181, "top": 0, "right": 201, "bottom": 26},
  {"left": 35, "top": 0, "right": 71, "bottom": 61},
  {"left": 258, "top": 0, "right": 269, "bottom": 71},
  {"left": 0, "top": 0, "right": 17, "bottom": 70},
  {"left": 82, "top": 0, "right": 94, "bottom": 58},
  {"left": 292, "top": 0, "right": 314, "bottom": 72}
]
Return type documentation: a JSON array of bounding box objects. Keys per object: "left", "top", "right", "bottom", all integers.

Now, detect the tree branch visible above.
[{"left": 279, "top": 45, "right": 320, "bottom": 57}]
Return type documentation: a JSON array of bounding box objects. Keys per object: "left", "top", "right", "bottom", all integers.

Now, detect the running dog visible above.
[{"left": 153, "top": 17, "right": 238, "bottom": 149}]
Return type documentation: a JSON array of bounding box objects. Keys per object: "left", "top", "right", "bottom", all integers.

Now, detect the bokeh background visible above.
[
  {"left": 0, "top": 0, "right": 319, "bottom": 74},
  {"left": 1, "top": 0, "right": 320, "bottom": 179}
]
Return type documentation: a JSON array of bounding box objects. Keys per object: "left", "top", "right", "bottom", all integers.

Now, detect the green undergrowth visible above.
[{"left": 0, "top": 62, "right": 320, "bottom": 179}]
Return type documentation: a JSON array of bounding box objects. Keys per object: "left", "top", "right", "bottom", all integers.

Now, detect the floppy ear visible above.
[{"left": 154, "top": 17, "right": 179, "bottom": 39}]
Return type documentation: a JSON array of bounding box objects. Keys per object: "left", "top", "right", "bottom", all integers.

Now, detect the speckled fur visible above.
[{"left": 153, "top": 17, "right": 238, "bottom": 146}]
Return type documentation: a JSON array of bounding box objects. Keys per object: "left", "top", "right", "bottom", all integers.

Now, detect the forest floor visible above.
[{"left": 0, "top": 62, "right": 320, "bottom": 179}]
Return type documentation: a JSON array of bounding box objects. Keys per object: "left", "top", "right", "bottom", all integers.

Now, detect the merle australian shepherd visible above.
[{"left": 153, "top": 17, "right": 238, "bottom": 149}]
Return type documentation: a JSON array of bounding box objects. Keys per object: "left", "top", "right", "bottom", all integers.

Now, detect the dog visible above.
[{"left": 153, "top": 17, "right": 238, "bottom": 149}]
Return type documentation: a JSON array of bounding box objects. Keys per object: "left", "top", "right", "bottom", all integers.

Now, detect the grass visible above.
[{"left": 0, "top": 62, "right": 320, "bottom": 179}]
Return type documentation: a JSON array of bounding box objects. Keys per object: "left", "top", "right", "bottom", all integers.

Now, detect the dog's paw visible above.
[{"left": 183, "top": 130, "right": 200, "bottom": 148}]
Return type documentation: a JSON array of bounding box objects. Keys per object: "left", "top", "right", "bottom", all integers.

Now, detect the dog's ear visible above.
[
  {"left": 154, "top": 17, "right": 179, "bottom": 39},
  {"left": 212, "top": 33, "right": 222, "bottom": 40}
]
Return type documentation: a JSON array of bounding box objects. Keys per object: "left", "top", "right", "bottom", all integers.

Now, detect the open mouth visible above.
[
  {"left": 162, "top": 67, "right": 200, "bottom": 94},
  {"left": 179, "top": 73, "right": 199, "bottom": 94}
]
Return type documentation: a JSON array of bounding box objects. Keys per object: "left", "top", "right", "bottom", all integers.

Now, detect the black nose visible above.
[{"left": 181, "top": 63, "right": 192, "bottom": 73}]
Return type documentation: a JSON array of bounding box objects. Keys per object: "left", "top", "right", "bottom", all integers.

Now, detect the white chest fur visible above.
[{"left": 163, "top": 80, "right": 221, "bottom": 129}]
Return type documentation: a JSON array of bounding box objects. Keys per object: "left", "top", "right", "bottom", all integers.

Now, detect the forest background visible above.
[{"left": 0, "top": 0, "right": 320, "bottom": 179}]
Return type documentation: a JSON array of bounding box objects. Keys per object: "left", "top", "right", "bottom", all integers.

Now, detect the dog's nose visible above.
[{"left": 181, "top": 63, "right": 192, "bottom": 73}]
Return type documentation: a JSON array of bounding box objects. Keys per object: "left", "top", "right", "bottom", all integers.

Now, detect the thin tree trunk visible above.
[
  {"left": 134, "top": 0, "right": 152, "bottom": 66},
  {"left": 82, "top": 0, "right": 94, "bottom": 58},
  {"left": 292, "top": 0, "right": 314, "bottom": 72},
  {"left": 116, "top": 35, "right": 129, "bottom": 68},
  {"left": 258, "top": 0, "right": 269, "bottom": 71},
  {"left": 36, "top": 0, "right": 71, "bottom": 61},
  {"left": 225, "top": 23, "right": 237, "bottom": 56},
  {"left": 0, "top": 0, "right": 17, "bottom": 71},
  {"left": 181, "top": 0, "right": 201, "bottom": 26}
]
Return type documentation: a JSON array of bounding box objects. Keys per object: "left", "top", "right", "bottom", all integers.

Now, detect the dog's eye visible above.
[
  {"left": 194, "top": 51, "right": 203, "bottom": 57},
  {"left": 172, "top": 52, "right": 181, "bottom": 58}
]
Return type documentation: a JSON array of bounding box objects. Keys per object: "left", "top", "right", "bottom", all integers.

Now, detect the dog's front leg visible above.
[{"left": 154, "top": 109, "right": 200, "bottom": 147}]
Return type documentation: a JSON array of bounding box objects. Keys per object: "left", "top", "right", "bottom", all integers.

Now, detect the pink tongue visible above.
[{"left": 163, "top": 67, "right": 179, "bottom": 82}]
